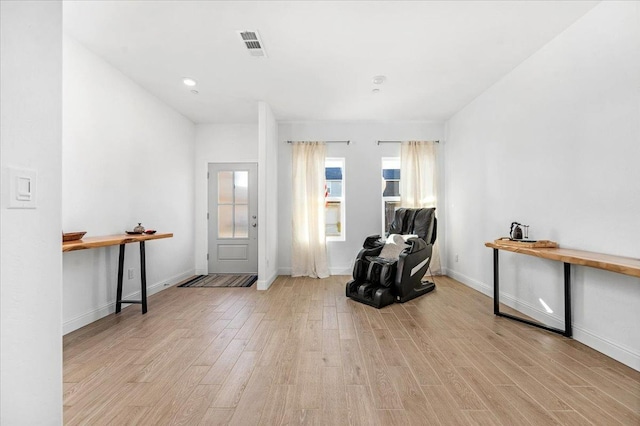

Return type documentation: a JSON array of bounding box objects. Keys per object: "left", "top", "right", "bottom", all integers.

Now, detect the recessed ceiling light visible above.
[
  {"left": 372, "top": 88, "right": 380, "bottom": 94},
  {"left": 183, "top": 77, "right": 197, "bottom": 87},
  {"left": 372, "top": 75, "right": 386, "bottom": 85},
  {"left": 190, "top": 90, "right": 199, "bottom": 95}
]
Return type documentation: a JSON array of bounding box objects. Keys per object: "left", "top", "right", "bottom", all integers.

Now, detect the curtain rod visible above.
[
  {"left": 377, "top": 140, "right": 440, "bottom": 145},
  {"left": 286, "top": 140, "right": 350, "bottom": 145}
]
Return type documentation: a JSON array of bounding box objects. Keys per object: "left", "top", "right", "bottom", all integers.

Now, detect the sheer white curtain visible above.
[
  {"left": 291, "top": 142, "right": 330, "bottom": 278},
  {"left": 400, "top": 141, "right": 442, "bottom": 275}
]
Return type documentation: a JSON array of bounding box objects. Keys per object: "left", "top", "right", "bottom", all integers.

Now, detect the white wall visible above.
[
  {"left": 258, "top": 102, "right": 279, "bottom": 289},
  {"left": 445, "top": 1, "right": 640, "bottom": 369},
  {"left": 1, "top": 1, "right": 63, "bottom": 423},
  {"left": 278, "top": 121, "right": 445, "bottom": 275},
  {"left": 194, "top": 123, "right": 258, "bottom": 275},
  {"left": 62, "top": 37, "right": 196, "bottom": 333}
]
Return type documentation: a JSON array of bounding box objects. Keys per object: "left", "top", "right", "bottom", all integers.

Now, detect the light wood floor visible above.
[{"left": 63, "top": 275, "right": 640, "bottom": 425}]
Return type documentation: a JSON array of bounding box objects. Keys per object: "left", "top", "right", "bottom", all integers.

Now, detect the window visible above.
[
  {"left": 382, "top": 158, "right": 400, "bottom": 235},
  {"left": 325, "top": 158, "right": 345, "bottom": 241}
]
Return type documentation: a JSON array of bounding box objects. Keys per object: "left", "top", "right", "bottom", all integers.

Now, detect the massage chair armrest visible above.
[
  {"left": 363, "top": 234, "right": 383, "bottom": 249},
  {"left": 355, "top": 245, "right": 383, "bottom": 260},
  {"left": 403, "top": 237, "right": 427, "bottom": 254}
]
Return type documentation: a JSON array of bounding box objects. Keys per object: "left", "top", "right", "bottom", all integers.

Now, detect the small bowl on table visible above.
[
  {"left": 63, "top": 232, "right": 86, "bottom": 242},
  {"left": 144, "top": 230, "right": 157, "bottom": 235}
]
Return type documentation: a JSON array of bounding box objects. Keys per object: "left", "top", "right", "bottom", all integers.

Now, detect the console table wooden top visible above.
[
  {"left": 485, "top": 241, "right": 640, "bottom": 278},
  {"left": 62, "top": 233, "right": 173, "bottom": 252}
]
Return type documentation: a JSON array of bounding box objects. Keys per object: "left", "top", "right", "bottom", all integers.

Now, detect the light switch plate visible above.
[{"left": 9, "top": 167, "right": 37, "bottom": 209}]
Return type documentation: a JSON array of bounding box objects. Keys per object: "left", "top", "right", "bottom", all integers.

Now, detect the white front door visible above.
[{"left": 208, "top": 163, "right": 258, "bottom": 274}]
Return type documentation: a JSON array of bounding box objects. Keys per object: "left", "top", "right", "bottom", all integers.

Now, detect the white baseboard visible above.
[
  {"left": 446, "top": 269, "right": 491, "bottom": 296},
  {"left": 63, "top": 302, "right": 115, "bottom": 336},
  {"left": 63, "top": 268, "right": 194, "bottom": 335},
  {"left": 257, "top": 270, "right": 278, "bottom": 291},
  {"left": 277, "top": 266, "right": 352, "bottom": 276},
  {"left": 447, "top": 269, "right": 565, "bottom": 329},
  {"left": 278, "top": 267, "right": 292, "bottom": 276},
  {"left": 277, "top": 264, "right": 443, "bottom": 278},
  {"left": 330, "top": 265, "right": 352, "bottom": 276},
  {"left": 572, "top": 326, "right": 640, "bottom": 371},
  {"left": 446, "top": 268, "right": 639, "bottom": 371}
]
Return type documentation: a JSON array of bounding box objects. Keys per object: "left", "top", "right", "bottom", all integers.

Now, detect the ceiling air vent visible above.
[{"left": 237, "top": 30, "right": 267, "bottom": 57}]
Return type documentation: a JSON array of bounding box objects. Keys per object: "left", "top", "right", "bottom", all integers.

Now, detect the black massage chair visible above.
[{"left": 346, "top": 208, "right": 437, "bottom": 308}]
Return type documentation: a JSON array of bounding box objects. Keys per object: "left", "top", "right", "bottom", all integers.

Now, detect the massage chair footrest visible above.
[{"left": 345, "top": 280, "right": 395, "bottom": 309}]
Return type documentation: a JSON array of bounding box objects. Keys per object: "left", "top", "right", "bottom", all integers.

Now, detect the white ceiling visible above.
[{"left": 63, "top": 1, "right": 598, "bottom": 124}]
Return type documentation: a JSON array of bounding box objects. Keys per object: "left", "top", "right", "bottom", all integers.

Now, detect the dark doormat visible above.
[{"left": 178, "top": 274, "right": 257, "bottom": 288}]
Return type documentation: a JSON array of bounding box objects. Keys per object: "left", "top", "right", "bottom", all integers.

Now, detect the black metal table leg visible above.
[
  {"left": 140, "top": 241, "right": 147, "bottom": 314},
  {"left": 115, "top": 244, "right": 125, "bottom": 313},
  {"left": 115, "top": 241, "right": 148, "bottom": 315},
  {"left": 493, "top": 248, "right": 500, "bottom": 314},
  {"left": 493, "top": 248, "right": 571, "bottom": 337},
  {"left": 564, "top": 262, "right": 572, "bottom": 337}
]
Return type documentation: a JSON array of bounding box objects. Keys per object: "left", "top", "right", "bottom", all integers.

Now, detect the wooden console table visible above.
[
  {"left": 485, "top": 241, "right": 640, "bottom": 337},
  {"left": 63, "top": 233, "right": 173, "bottom": 314}
]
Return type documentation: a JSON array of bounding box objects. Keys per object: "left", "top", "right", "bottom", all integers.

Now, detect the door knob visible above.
[{"left": 252, "top": 223, "right": 257, "bottom": 227}]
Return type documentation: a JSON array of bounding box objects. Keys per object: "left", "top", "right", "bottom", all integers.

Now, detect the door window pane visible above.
[
  {"left": 218, "top": 205, "right": 233, "bottom": 238},
  {"left": 218, "top": 171, "right": 234, "bottom": 204},
  {"left": 234, "top": 205, "right": 248, "bottom": 238},
  {"left": 234, "top": 171, "right": 248, "bottom": 204}
]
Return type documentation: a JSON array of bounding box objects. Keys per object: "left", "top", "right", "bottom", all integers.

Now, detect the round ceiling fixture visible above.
[
  {"left": 191, "top": 90, "right": 199, "bottom": 95},
  {"left": 372, "top": 75, "right": 386, "bottom": 85},
  {"left": 372, "top": 88, "right": 380, "bottom": 94},
  {"left": 183, "top": 77, "right": 197, "bottom": 87}
]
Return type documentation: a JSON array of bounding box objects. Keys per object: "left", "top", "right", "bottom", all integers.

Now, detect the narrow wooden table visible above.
[
  {"left": 63, "top": 233, "right": 173, "bottom": 314},
  {"left": 485, "top": 241, "right": 640, "bottom": 337}
]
